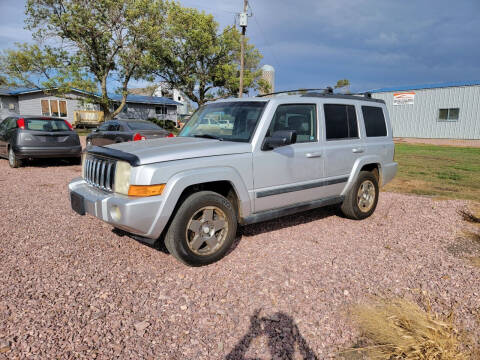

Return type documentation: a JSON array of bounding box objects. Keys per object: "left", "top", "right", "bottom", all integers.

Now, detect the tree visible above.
[
  {"left": 334, "top": 79, "right": 351, "bottom": 93},
  {"left": 0, "top": 0, "right": 167, "bottom": 120},
  {"left": 148, "top": 3, "right": 267, "bottom": 106}
]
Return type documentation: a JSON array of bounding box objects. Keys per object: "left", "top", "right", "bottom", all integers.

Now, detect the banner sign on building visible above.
[{"left": 393, "top": 92, "right": 415, "bottom": 105}]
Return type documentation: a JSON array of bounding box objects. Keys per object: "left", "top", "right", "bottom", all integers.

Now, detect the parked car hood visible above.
[{"left": 106, "top": 136, "right": 251, "bottom": 165}]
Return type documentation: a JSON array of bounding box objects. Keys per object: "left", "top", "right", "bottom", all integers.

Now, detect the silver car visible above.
[{"left": 69, "top": 93, "right": 397, "bottom": 266}]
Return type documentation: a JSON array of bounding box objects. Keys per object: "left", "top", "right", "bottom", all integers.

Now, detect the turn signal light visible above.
[
  {"left": 128, "top": 184, "right": 166, "bottom": 197},
  {"left": 17, "top": 118, "right": 25, "bottom": 129},
  {"left": 133, "top": 133, "right": 146, "bottom": 141},
  {"left": 167, "top": 132, "right": 175, "bottom": 138}
]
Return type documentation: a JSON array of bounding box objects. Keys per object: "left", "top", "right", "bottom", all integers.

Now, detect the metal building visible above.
[{"left": 370, "top": 81, "right": 480, "bottom": 139}]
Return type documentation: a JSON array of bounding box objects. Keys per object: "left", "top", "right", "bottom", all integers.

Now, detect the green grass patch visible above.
[{"left": 384, "top": 143, "right": 480, "bottom": 201}]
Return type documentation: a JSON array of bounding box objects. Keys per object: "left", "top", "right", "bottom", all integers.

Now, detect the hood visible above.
[{"left": 105, "top": 136, "right": 252, "bottom": 165}]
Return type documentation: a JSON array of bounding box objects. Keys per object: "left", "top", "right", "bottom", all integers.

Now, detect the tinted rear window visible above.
[
  {"left": 324, "top": 104, "right": 358, "bottom": 140},
  {"left": 362, "top": 106, "right": 387, "bottom": 137},
  {"left": 25, "top": 119, "right": 71, "bottom": 131},
  {"left": 126, "top": 121, "right": 162, "bottom": 130}
]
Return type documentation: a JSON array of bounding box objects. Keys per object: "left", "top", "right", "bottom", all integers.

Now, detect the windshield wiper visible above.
[{"left": 193, "top": 134, "right": 223, "bottom": 141}]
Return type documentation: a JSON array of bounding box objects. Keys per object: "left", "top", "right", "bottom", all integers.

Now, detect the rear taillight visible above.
[
  {"left": 17, "top": 118, "right": 25, "bottom": 129},
  {"left": 64, "top": 120, "right": 73, "bottom": 130},
  {"left": 167, "top": 133, "right": 175, "bottom": 137},
  {"left": 133, "top": 133, "right": 146, "bottom": 141}
]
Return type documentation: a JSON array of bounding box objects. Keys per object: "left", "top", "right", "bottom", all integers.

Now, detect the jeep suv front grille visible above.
[{"left": 84, "top": 156, "right": 116, "bottom": 191}]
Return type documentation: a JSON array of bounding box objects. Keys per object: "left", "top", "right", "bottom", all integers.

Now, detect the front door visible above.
[
  {"left": 253, "top": 103, "right": 325, "bottom": 213},
  {"left": 0, "top": 118, "right": 10, "bottom": 156}
]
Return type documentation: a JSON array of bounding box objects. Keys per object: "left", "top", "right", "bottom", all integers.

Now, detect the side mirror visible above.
[{"left": 262, "top": 130, "right": 297, "bottom": 150}]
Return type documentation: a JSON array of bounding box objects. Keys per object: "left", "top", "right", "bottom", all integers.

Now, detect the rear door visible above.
[{"left": 321, "top": 102, "right": 364, "bottom": 197}]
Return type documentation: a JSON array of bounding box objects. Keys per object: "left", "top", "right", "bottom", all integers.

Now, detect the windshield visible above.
[
  {"left": 127, "top": 121, "right": 163, "bottom": 131},
  {"left": 25, "top": 119, "right": 71, "bottom": 131},
  {"left": 178, "top": 101, "right": 267, "bottom": 142}
]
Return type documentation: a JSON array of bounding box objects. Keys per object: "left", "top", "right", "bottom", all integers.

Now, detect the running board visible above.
[{"left": 240, "top": 195, "right": 344, "bottom": 225}]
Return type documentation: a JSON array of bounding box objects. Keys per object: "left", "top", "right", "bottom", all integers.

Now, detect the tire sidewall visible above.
[
  {"left": 351, "top": 171, "right": 379, "bottom": 219},
  {"left": 167, "top": 191, "right": 237, "bottom": 266},
  {"left": 8, "top": 147, "right": 18, "bottom": 168}
]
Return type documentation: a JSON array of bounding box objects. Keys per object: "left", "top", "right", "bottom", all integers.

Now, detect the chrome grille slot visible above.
[{"left": 83, "top": 156, "right": 116, "bottom": 191}]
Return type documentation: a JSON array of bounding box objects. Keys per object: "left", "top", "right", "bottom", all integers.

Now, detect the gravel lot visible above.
[{"left": 0, "top": 157, "right": 479, "bottom": 359}]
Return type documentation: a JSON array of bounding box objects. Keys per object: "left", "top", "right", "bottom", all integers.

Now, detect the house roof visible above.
[
  {"left": 0, "top": 87, "right": 181, "bottom": 105},
  {"left": 370, "top": 80, "right": 480, "bottom": 93}
]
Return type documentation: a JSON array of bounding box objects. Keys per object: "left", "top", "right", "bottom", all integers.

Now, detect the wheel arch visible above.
[
  {"left": 341, "top": 156, "right": 383, "bottom": 196},
  {"left": 147, "top": 167, "right": 251, "bottom": 240}
]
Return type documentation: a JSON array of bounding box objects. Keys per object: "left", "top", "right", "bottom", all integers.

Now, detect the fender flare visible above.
[
  {"left": 341, "top": 155, "right": 383, "bottom": 196},
  {"left": 147, "top": 166, "right": 251, "bottom": 239}
]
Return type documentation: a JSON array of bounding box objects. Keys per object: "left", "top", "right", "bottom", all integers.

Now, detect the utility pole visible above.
[{"left": 238, "top": 0, "right": 248, "bottom": 98}]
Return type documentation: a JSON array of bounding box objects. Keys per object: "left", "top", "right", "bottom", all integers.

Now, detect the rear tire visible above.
[
  {"left": 164, "top": 191, "right": 237, "bottom": 266},
  {"left": 8, "top": 147, "right": 22, "bottom": 168},
  {"left": 341, "top": 171, "right": 379, "bottom": 220}
]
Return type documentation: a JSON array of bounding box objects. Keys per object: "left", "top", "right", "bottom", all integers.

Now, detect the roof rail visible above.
[
  {"left": 257, "top": 88, "right": 331, "bottom": 97},
  {"left": 301, "top": 91, "right": 385, "bottom": 104}
]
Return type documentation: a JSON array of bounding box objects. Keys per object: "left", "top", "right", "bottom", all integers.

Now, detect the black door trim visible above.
[{"left": 256, "top": 176, "right": 349, "bottom": 198}]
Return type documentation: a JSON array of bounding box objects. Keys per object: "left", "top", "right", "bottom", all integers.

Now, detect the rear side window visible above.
[
  {"left": 324, "top": 104, "right": 358, "bottom": 140},
  {"left": 127, "top": 121, "right": 162, "bottom": 131},
  {"left": 24, "top": 119, "right": 71, "bottom": 131},
  {"left": 362, "top": 106, "right": 387, "bottom": 137}
]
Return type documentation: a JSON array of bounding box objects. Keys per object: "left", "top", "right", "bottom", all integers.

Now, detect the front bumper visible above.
[
  {"left": 68, "top": 178, "right": 164, "bottom": 240},
  {"left": 15, "top": 145, "right": 82, "bottom": 159}
]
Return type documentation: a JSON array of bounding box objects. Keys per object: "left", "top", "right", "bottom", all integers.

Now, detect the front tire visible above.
[
  {"left": 341, "top": 171, "right": 379, "bottom": 220},
  {"left": 164, "top": 191, "right": 237, "bottom": 266},
  {"left": 8, "top": 147, "right": 22, "bottom": 168}
]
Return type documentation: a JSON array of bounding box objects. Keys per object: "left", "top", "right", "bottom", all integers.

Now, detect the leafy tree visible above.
[
  {"left": 0, "top": 0, "right": 167, "bottom": 120},
  {"left": 149, "top": 3, "right": 267, "bottom": 106},
  {"left": 335, "top": 79, "right": 351, "bottom": 91}
]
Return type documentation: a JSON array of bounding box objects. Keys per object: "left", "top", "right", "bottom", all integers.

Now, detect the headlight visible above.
[{"left": 114, "top": 161, "right": 132, "bottom": 195}]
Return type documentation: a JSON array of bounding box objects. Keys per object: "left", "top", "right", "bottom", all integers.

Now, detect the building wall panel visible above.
[{"left": 372, "top": 85, "right": 480, "bottom": 139}]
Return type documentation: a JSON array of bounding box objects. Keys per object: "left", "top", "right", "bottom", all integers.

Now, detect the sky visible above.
[{"left": 1, "top": 0, "right": 479, "bottom": 93}]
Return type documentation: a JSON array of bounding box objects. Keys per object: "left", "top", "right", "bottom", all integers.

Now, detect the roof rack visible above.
[
  {"left": 301, "top": 91, "right": 384, "bottom": 104},
  {"left": 257, "top": 88, "right": 331, "bottom": 97}
]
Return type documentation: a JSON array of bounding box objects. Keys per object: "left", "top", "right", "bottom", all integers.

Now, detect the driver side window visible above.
[{"left": 267, "top": 104, "right": 317, "bottom": 143}]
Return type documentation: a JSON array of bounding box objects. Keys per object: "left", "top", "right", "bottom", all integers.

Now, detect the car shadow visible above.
[
  {"left": 227, "top": 205, "right": 340, "bottom": 254},
  {"left": 115, "top": 205, "right": 340, "bottom": 257},
  {"left": 20, "top": 158, "right": 80, "bottom": 168},
  {"left": 225, "top": 309, "right": 318, "bottom": 360}
]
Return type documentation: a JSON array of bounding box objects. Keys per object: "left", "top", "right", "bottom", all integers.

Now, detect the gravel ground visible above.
[{"left": 0, "top": 158, "right": 479, "bottom": 359}]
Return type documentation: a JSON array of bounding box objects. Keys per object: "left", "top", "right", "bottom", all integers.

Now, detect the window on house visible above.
[
  {"left": 362, "top": 106, "right": 387, "bottom": 137},
  {"left": 156, "top": 105, "right": 167, "bottom": 115},
  {"left": 8, "top": 103, "right": 15, "bottom": 111},
  {"left": 324, "top": 104, "right": 358, "bottom": 140},
  {"left": 40, "top": 99, "right": 68, "bottom": 117},
  {"left": 438, "top": 108, "right": 459, "bottom": 122}
]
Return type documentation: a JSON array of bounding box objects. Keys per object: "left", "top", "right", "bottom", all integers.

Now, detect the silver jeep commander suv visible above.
[{"left": 69, "top": 92, "right": 397, "bottom": 266}]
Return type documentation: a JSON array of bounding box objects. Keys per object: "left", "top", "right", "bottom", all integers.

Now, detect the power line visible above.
[{"left": 247, "top": 1, "right": 280, "bottom": 70}]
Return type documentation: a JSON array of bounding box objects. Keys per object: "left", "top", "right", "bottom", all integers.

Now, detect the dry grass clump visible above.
[
  {"left": 348, "top": 299, "right": 469, "bottom": 360},
  {"left": 458, "top": 209, "right": 480, "bottom": 224}
]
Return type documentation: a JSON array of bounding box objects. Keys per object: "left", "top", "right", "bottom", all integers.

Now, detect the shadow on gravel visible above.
[
  {"left": 111, "top": 228, "right": 169, "bottom": 254},
  {"left": 239, "top": 205, "right": 339, "bottom": 238},
  {"left": 19, "top": 158, "right": 80, "bottom": 168},
  {"left": 226, "top": 309, "right": 318, "bottom": 360}
]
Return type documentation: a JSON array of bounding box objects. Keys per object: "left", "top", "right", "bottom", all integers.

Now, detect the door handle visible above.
[
  {"left": 352, "top": 148, "right": 365, "bottom": 154},
  {"left": 305, "top": 152, "right": 322, "bottom": 158}
]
